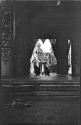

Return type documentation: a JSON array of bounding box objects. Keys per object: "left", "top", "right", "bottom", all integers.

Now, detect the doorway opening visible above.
[
  {"left": 30, "top": 39, "right": 57, "bottom": 78},
  {"left": 68, "top": 39, "right": 72, "bottom": 76}
]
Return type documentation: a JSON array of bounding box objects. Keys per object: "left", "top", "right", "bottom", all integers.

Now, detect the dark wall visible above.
[{"left": 13, "top": 1, "right": 81, "bottom": 77}]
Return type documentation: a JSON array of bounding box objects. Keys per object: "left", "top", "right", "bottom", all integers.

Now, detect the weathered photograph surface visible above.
[{"left": 0, "top": 0, "right": 80, "bottom": 125}]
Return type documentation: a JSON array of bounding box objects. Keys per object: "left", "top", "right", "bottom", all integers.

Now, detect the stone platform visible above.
[
  {"left": 1, "top": 74, "right": 80, "bottom": 97},
  {"left": 0, "top": 75, "right": 80, "bottom": 125}
]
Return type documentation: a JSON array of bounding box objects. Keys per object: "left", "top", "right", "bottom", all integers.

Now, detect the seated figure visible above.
[
  {"left": 44, "top": 64, "right": 50, "bottom": 76},
  {"left": 34, "top": 62, "right": 40, "bottom": 76}
]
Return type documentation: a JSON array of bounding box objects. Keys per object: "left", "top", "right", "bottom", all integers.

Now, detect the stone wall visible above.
[{"left": 6, "top": 1, "right": 81, "bottom": 77}]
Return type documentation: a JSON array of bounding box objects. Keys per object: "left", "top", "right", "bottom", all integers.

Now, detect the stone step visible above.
[
  {"left": 1, "top": 77, "right": 80, "bottom": 97},
  {"left": 1, "top": 81, "right": 80, "bottom": 92},
  {"left": 9, "top": 83, "right": 80, "bottom": 97}
]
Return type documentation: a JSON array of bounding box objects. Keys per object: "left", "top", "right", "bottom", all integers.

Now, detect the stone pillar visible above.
[
  {"left": 56, "top": 37, "right": 68, "bottom": 75},
  {"left": 1, "top": 48, "right": 12, "bottom": 78},
  {"left": 72, "top": 38, "right": 80, "bottom": 77},
  {"left": 1, "top": 5, "right": 14, "bottom": 78}
]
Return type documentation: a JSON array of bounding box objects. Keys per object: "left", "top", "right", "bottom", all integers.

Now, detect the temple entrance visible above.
[
  {"left": 30, "top": 39, "right": 57, "bottom": 78},
  {"left": 30, "top": 38, "right": 72, "bottom": 79}
]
